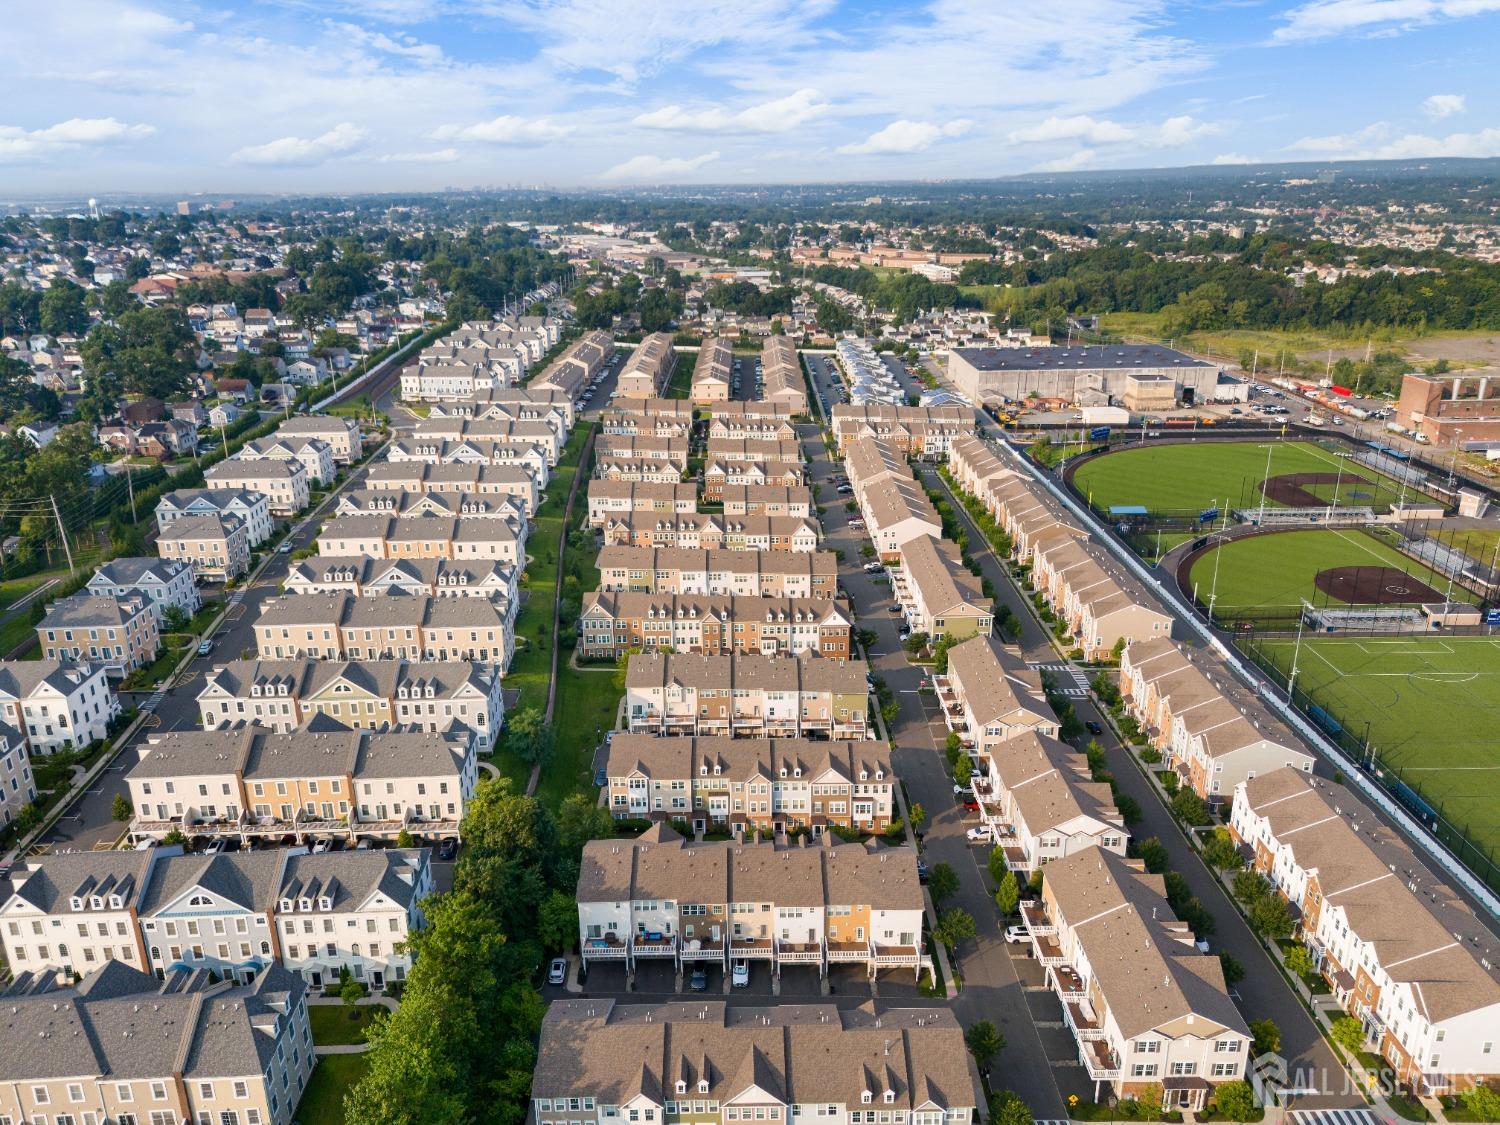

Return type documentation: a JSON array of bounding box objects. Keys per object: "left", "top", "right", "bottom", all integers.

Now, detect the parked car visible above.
[
  {"left": 961, "top": 799, "right": 980, "bottom": 813},
  {"left": 689, "top": 968, "right": 708, "bottom": 992},
  {"left": 1004, "top": 925, "right": 1029, "bottom": 944},
  {"left": 915, "top": 859, "right": 930, "bottom": 884},
  {"left": 197, "top": 639, "right": 214, "bottom": 656},
  {"left": 966, "top": 825, "right": 994, "bottom": 844},
  {"left": 594, "top": 767, "right": 608, "bottom": 787},
  {"left": 1085, "top": 720, "right": 1104, "bottom": 736},
  {"left": 547, "top": 958, "right": 568, "bottom": 986},
  {"left": 437, "top": 838, "right": 458, "bottom": 861},
  {"left": 278, "top": 543, "right": 293, "bottom": 554},
  {"left": 731, "top": 960, "right": 750, "bottom": 988},
  {"left": 863, "top": 561, "right": 883, "bottom": 573}
]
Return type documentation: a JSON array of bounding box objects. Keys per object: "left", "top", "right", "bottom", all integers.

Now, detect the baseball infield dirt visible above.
[{"left": 1312, "top": 566, "right": 1446, "bottom": 605}]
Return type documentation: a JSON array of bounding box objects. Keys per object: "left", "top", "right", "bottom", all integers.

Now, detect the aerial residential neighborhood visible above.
[{"left": 4, "top": 7, "right": 1500, "bottom": 1125}]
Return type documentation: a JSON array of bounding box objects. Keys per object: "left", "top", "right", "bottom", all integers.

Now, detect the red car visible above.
[{"left": 961, "top": 799, "right": 980, "bottom": 813}]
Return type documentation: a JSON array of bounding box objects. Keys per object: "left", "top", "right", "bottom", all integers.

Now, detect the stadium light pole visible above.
[
  {"left": 1257, "top": 443, "right": 1275, "bottom": 526},
  {"left": 1286, "top": 609, "right": 1307, "bottom": 704},
  {"left": 1327, "top": 455, "right": 1345, "bottom": 523}
]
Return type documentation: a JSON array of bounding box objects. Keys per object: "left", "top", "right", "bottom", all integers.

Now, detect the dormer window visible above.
[
  {"left": 69, "top": 896, "right": 83, "bottom": 911},
  {"left": 280, "top": 899, "right": 293, "bottom": 912},
  {"left": 318, "top": 897, "right": 332, "bottom": 910},
  {"left": 299, "top": 898, "right": 312, "bottom": 912},
  {"left": 90, "top": 896, "right": 103, "bottom": 909},
  {"left": 883, "top": 1092, "right": 895, "bottom": 1105},
  {"left": 676, "top": 1082, "right": 687, "bottom": 1095},
  {"left": 862, "top": 1093, "right": 872, "bottom": 1105},
  {"left": 109, "top": 896, "right": 122, "bottom": 909},
  {"left": 697, "top": 1081, "right": 708, "bottom": 1095}
]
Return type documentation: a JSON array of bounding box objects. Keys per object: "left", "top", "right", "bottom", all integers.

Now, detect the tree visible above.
[
  {"left": 953, "top": 754, "right": 973, "bottom": 786},
  {"left": 907, "top": 802, "right": 926, "bottom": 831},
  {"left": 928, "top": 862, "right": 960, "bottom": 904},
  {"left": 111, "top": 794, "right": 133, "bottom": 823},
  {"left": 1249, "top": 893, "right": 1293, "bottom": 941},
  {"left": 1219, "top": 952, "right": 1245, "bottom": 988},
  {"left": 556, "top": 793, "right": 615, "bottom": 853},
  {"left": 1329, "top": 1015, "right": 1365, "bottom": 1055},
  {"left": 504, "top": 707, "right": 555, "bottom": 766},
  {"left": 987, "top": 846, "right": 1008, "bottom": 886},
  {"left": 995, "top": 871, "right": 1020, "bottom": 917},
  {"left": 1171, "top": 787, "right": 1213, "bottom": 827},
  {"left": 40, "top": 280, "right": 89, "bottom": 336},
  {"left": 538, "top": 890, "right": 578, "bottom": 953},
  {"left": 1114, "top": 793, "right": 1141, "bottom": 824},
  {"left": 1211, "top": 1080, "right": 1256, "bottom": 1121},
  {"left": 1233, "top": 869, "right": 1271, "bottom": 906},
  {"left": 160, "top": 605, "right": 190, "bottom": 635},
  {"left": 1202, "top": 828, "right": 1244, "bottom": 870},
  {"left": 1135, "top": 837, "right": 1170, "bottom": 874},
  {"left": 396, "top": 828, "right": 416, "bottom": 849},
  {"left": 933, "top": 907, "right": 976, "bottom": 949},
  {"left": 964, "top": 1020, "right": 1005, "bottom": 1066},
  {"left": 1250, "top": 1018, "right": 1281, "bottom": 1058},
  {"left": 1284, "top": 943, "right": 1315, "bottom": 980},
  {"left": 1462, "top": 1083, "right": 1500, "bottom": 1122},
  {"left": 988, "top": 1091, "right": 1032, "bottom": 1125},
  {"left": 162, "top": 827, "right": 186, "bottom": 846},
  {"left": 341, "top": 974, "right": 365, "bottom": 1008}
]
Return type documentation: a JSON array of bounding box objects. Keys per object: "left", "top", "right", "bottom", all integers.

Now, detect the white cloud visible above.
[
  {"left": 1287, "top": 120, "right": 1500, "bottom": 158},
  {"left": 1034, "top": 148, "right": 1098, "bottom": 172},
  {"left": 1007, "top": 114, "right": 1134, "bottom": 145},
  {"left": 231, "top": 123, "right": 368, "bottom": 166},
  {"left": 598, "top": 150, "right": 721, "bottom": 182},
  {"left": 634, "top": 88, "right": 829, "bottom": 134},
  {"left": 1422, "top": 93, "right": 1466, "bottom": 118},
  {"left": 838, "top": 119, "right": 972, "bottom": 155},
  {"left": 1155, "top": 115, "right": 1220, "bottom": 147},
  {"left": 1272, "top": 0, "right": 1500, "bottom": 42},
  {"left": 1211, "top": 152, "right": 1254, "bottom": 164},
  {"left": 0, "top": 116, "right": 155, "bottom": 162},
  {"left": 432, "top": 115, "right": 572, "bottom": 144},
  {"left": 380, "top": 147, "right": 461, "bottom": 164}
]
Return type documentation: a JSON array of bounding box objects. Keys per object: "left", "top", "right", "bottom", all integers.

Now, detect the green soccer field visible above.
[
  {"left": 1072, "top": 439, "right": 1418, "bottom": 514},
  {"left": 1250, "top": 634, "right": 1500, "bottom": 868},
  {"left": 1186, "top": 528, "right": 1469, "bottom": 618}
]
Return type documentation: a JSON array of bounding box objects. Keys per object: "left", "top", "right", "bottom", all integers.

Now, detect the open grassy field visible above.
[
  {"left": 1072, "top": 439, "right": 1420, "bottom": 515},
  {"left": 296, "top": 1055, "right": 368, "bottom": 1125},
  {"left": 1186, "top": 528, "right": 1467, "bottom": 618},
  {"left": 1250, "top": 634, "right": 1500, "bottom": 868}
]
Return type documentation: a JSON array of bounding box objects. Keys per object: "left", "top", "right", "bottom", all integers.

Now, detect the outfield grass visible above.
[
  {"left": 1187, "top": 528, "right": 1466, "bottom": 618},
  {"left": 1073, "top": 439, "right": 1418, "bottom": 515},
  {"left": 1251, "top": 634, "right": 1500, "bottom": 867},
  {"left": 296, "top": 1055, "right": 368, "bottom": 1125}
]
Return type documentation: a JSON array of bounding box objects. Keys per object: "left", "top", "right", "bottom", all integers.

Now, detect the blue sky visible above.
[{"left": 2, "top": 0, "right": 1498, "bottom": 193}]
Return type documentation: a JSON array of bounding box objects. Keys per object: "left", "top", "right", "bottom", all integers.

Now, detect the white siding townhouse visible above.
[
  {"left": 87, "top": 556, "right": 201, "bottom": 624},
  {"left": 156, "top": 487, "right": 275, "bottom": 546},
  {"left": 0, "top": 658, "right": 119, "bottom": 754}
]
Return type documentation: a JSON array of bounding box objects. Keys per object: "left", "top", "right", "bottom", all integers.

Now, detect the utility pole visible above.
[
  {"left": 50, "top": 494, "right": 75, "bottom": 575},
  {"left": 125, "top": 463, "right": 137, "bottom": 522}
]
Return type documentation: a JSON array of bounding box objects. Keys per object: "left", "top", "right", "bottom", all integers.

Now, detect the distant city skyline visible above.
[{"left": 3, "top": 0, "right": 1499, "bottom": 193}]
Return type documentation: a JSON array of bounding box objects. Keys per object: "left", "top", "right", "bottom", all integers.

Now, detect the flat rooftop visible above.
[{"left": 952, "top": 344, "right": 1214, "bottom": 371}]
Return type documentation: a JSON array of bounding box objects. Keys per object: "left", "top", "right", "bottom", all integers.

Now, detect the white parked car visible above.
[
  {"left": 966, "top": 825, "right": 993, "bottom": 844},
  {"left": 731, "top": 960, "right": 750, "bottom": 988},
  {"left": 1004, "top": 925, "right": 1029, "bottom": 945}
]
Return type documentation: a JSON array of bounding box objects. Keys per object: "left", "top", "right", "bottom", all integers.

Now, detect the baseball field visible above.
[
  {"left": 1072, "top": 439, "right": 1421, "bottom": 515},
  {"left": 1250, "top": 634, "right": 1500, "bottom": 867},
  {"left": 1184, "top": 528, "right": 1470, "bottom": 620}
]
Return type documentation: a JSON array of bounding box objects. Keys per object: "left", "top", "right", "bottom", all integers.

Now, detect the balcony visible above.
[
  {"left": 776, "top": 940, "right": 823, "bottom": 964},
  {"left": 827, "top": 940, "right": 871, "bottom": 964},
  {"left": 1080, "top": 1039, "right": 1122, "bottom": 1082},
  {"left": 1064, "top": 999, "right": 1107, "bottom": 1041},
  {"left": 1020, "top": 901, "right": 1054, "bottom": 936},
  {"left": 582, "top": 935, "right": 629, "bottom": 960},
  {"left": 730, "top": 936, "right": 775, "bottom": 959},
  {"left": 1050, "top": 963, "right": 1086, "bottom": 1002},
  {"left": 679, "top": 935, "right": 724, "bottom": 962},
  {"left": 871, "top": 943, "right": 921, "bottom": 967},
  {"left": 632, "top": 932, "right": 678, "bottom": 958},
  {"left": 1033, "top": 934, "right": 1067, "bottom": 968}
]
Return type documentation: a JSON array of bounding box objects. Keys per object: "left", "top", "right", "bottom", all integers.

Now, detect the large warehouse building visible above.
[{"left": 947, "top": 344, "right": 1229, "bottom": 408}]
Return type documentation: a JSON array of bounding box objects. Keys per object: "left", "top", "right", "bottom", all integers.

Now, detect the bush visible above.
[
  {"left": 1171, "top": 788, "right": 1213, "bottom": 827},
  {"left": 1202, "top": 828, "right": 1244, "bottom": 870},
  {"left": 1211, "top": 1081, "right": 1257, "bottom": 1121}
]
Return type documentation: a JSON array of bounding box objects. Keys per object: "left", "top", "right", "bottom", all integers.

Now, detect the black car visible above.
[
  {"left": 437, "top": 838, "right": 459, "bottom": 861},
  {"left": 915, "top": 859, "right": 930, "bottom": 885},
  {"left": 689, "top": 968, "right": 708, "bottom": 992},
  {"left": 594, "top": 766, "right": 608, "bottom": 787},
  {"left": 1085, "top": 721, "right": 1104, "bottom": 736}
]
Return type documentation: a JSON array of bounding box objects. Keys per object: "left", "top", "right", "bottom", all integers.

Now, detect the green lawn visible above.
[
  {"left": 1187, "top": 528, "right": 1466, "bottom": 619},
  {"left": 296, "top": 1054, "right": 368, "bottom": 1125},
  {"left": 537, "top": 665, "right": 622, "bottom": 809},
  {"left": 1249, "top": 634, "right": 1500, "bottom": 872},
  {"left": 664, "top": 357, "right": 693, "bottom": 399},
  {"left": 1073, "top": 439, "right": 1421, "bottom": 515},
  {"left": 309, "top": 1003, "right": 380, "bottom": 1045}
]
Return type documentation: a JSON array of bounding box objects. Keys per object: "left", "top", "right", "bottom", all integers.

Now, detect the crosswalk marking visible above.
[
  {"left": 1031, "top": 663, "right": 1091, "bottom": 695},
  {"left": 1289, "top": 1110, "right": 1380, "bottom": 1125}
]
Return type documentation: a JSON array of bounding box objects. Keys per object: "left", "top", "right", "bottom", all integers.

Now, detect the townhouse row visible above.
[
  {"left": 578, "top": 592, "right": 853, "bottom": 660},
  {"left": 586, "top": 480, "right": 813, "bottom": 526},
  {"left": 198, "top": 657, "right": 502, "bottom": 748},
  {"left": 157, "top": 486, "right": 276, "bottom": 547},
  {"left": 617, "top": 332, "right": 678, "bottom": 399},
  {"left": 701, "top": 459, "right": 807, "bottom": 500},
  {"left": 597, "top": 545, "right": 839, "bottom": 599},
  {"left": 594, "top": 433, "right": 690, "bottom": 466},
  {"left": 1018, "top": 846, "right": 1252, "bottom": 1110},
  {"left": 600, "top": 512, "right": 820, "bottom": 553},
  {"left": 1121, "top": 637, "right": 1314, "bottom": 804},
  {"left": 578, "top": 827, "right": 927, "bottom": 981},
  {"left": 760, "top": 335, "right": 808, "bottom": 414},
  {"left": 2, "top": 844, "right": 431, "bottom": 991},
  {"left": 315, "top": 511, "right": 526, "bottom": 566},
  {"left": 425, "top": 384, "right": 576, "bottom": 430},
  {"left": 364, "top": 459, "right": 541, "bottom": 514},
  {"left": 532, "top": 1000, "right": 976, "bottom": 1125},
  {"left": 37, "top": 593, "right": 162, "bottom": 678},
  {"left": 1231, "top": 767, "right": 1500, "bottom": 1093},
  {"left": 412, "top": 415, "right": 565, "bottom": 463},
  {"left": 334, "top": 486, "right": 525, "bottom": 524},
  {"left": 947, "top": 435, "right": 1172, "bottom": 659},
  {"left": 690, "top": 335, "right": 735, "bottom": 404},
  {"left": 283, "top": 555, "right": 516, "bottom": 601},
  {"left": 625, "top": 651, "right": 869, "bottom": 740},
  {"left": 598, "top": 396, "right": 694, "bottom": 438},
  {"left": 831, "top": 404, "right": 973, "bottom": 458},
  {"left": 887, "top": 533, "right": 992, "bottom": 644},
  {"left": 530, "top": 329, "right": 616, "bottom": 402},
  {"left": 385, "top": 437, "right": 551, "bottom": 486},
  {"left": 0, "top": 960, "right": 314, "bottom": 1125},
  {"left": 253, "top": 592, "right": 516, "bottom": 669},
  {"left": 843, "top": 436, "right": 944, "bottom": 560},
  {"left": 603, "top": 735, "right": 895, "bottom": 835},
  {"left": 125, "top": 723, "right": 478, "bottom": 846}
]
